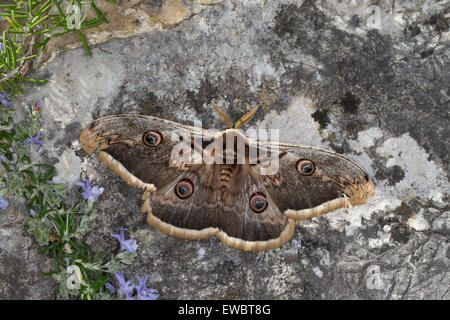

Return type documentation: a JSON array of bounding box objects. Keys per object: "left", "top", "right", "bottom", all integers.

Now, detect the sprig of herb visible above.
[
  {"left": 0, "top": 0, "right": 116, "bottom": 94},
  {"left": 0, "top": 103, "right": 158, "bottom": 299},
  {"left": 0, "top": 0, "right": 159, "bottom": 300}
]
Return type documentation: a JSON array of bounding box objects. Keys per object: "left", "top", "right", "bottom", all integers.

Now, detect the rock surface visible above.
[{"left": 1, "top": 0, "right": 449, "bottom": 299}]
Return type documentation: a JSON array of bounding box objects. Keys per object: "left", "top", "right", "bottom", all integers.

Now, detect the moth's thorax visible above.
[
  {"left": 198, "top": 128, "right": 253, "bottom": 165},
  {"left": 221, "top": 128, "right": 246, "bottom": 136}
]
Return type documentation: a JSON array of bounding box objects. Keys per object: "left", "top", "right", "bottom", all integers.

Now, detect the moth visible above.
[{"left": 80, "top": 106, "right": 374, "bottom": 251}]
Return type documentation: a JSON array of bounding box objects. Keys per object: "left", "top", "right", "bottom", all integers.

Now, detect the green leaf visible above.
[
  {"left": 76, "top": 30, "right": 91, "bottom": 57},
  {"left": 22, "top": 169, "right": 37, "bottom": 183},
  {"left": 1, "top": 160, "right": 11, "bottom": 172},
  {"left": 39, "top": 241, "right": 60, "bottom": 254},
  {"left": 34, "top": 163, "right": 56, "bottom": 183},
  {"left": 0, "top": 130, "right": 14, "bottom": 142}
]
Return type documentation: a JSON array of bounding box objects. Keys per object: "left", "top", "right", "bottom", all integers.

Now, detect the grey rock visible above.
[
  {"left": 1, "top": 0, "right": 449, "bottom": 299},
  {"left": 0, "top": 196, "right": 56, "bottom": 299}
]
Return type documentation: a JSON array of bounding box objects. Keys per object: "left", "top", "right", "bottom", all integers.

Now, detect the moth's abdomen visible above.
[{"left": 219, "top": 166, "right": 233, "bottom": 186}]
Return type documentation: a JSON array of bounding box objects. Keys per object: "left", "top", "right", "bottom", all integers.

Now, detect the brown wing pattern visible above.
[
  {"left": 80, "top": 114, "right": 205, "bottom": 190},
  {"left": 259, "top": 142, "right": 374, "bottom": 221},
  {"left": 147, "top": 164, "right": 292, "bottom": 243},
  {"left": 80, "top": 115, "right": 373, "bottom": 251}
]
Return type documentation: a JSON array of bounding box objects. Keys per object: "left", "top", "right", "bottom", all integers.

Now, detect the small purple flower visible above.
[
  {"left": 24, "top": 132, "right": 43, "bottom": 150},
  {"left": 0, "top": 91, "right": 12, "bottom": 108},
  {"left": 105, "top": 282, "right": 116, "bottom": 294},
  {"left": 0, "top": 194, "right": 9, "bottom": 211},
  {"left": 136, "top": 275, "right": 159, "bottom": 300},
  {"left": 111, "top": 228, "right": 138, "bottom": 253},
  {"left": 115, "top": 272, "right": 135, "bottom": 299},
  {"left": 76, "top": 178, "right": 104, "bottom": 202}
]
